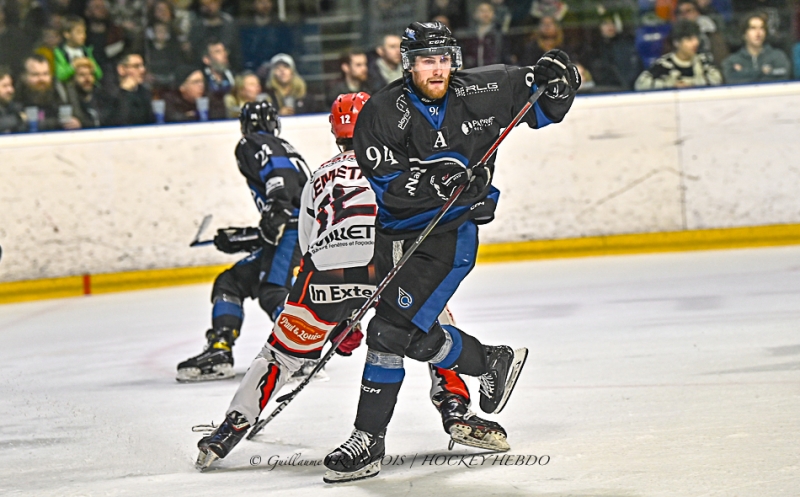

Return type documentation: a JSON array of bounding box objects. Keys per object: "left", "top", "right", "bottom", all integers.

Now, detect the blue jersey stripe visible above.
[
  {"left": 259, "top": 155, "right": 297, "bottom": 182},
  {"left": 531, "top": 84, "right": 553, "bottom": 129},
  {"left": 266, "top": 228, "right": 298, "bottom": 286},
  {"left": 412, "top": 221, "right": 478, "bottom": 331},
  {"left": 433, "top": 325, "right": 464, "bottom": 369}
]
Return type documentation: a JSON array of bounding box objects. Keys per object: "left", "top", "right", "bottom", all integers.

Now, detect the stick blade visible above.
[{"left": 190, "top": 215, "right": 213, "bottom": 246}]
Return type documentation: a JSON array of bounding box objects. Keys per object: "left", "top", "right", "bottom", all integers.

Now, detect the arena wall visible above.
[{"left": 2, "top": 83, "right": 800, "bottom": 296}]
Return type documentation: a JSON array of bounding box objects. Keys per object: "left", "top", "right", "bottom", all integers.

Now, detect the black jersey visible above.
[
  {"left": 235, "top": 132, "right": 311, "bottom": 224},
  {"left": 353, "top": 64, "right": 574, "bottom": 238}
]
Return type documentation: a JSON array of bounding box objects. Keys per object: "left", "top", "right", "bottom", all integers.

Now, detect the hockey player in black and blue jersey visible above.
[
  {"left": 176, "top": 101, "right": 311, "bottom": 382},
  {"left": 323, "top": 21, "right": 580, "bottom": 482}
]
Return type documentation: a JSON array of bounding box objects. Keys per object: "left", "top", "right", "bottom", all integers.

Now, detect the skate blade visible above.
[
  {"left": 195, "top": 449, "right": 219, "bottom": 471},
  {"left": 176, "top": 364, "right": 234, "bottom": 383},
  {"left": 449, "top": 425, "right": 510, "bottom": 452},
  {"left": 492, "top": 347, "right": 528, "bottom": 414},
  {"left": 323, "top": 460, "right": 381, "bottom": 484}
]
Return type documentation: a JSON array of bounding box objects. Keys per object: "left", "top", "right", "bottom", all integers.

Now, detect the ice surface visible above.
[{"left": 1, "top": 247, "right": 799, "bottom": 496}]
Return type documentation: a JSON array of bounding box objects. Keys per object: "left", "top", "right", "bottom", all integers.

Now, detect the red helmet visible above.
[{"left": 330, "top": 92, "right": 370, "bottom": 140}]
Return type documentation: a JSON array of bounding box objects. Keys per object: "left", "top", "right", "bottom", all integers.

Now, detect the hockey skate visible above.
[
  {"left": 435, "top": 393, "right": 510, "bottom": 452},
  {"left": 288, "top": 359, "right": 329, "bottom": 383},
  {"left": 323, "top": 429, "right": 385, "bottom": 483},
  {"left": 195, "top": 411, "right": 250, "bottom": 470},
  {"left": 176, "top": 328, "right": 236, "bottom": 382},
  {"left": 478, "top": 346, "right": 528, "bottom": 414}
]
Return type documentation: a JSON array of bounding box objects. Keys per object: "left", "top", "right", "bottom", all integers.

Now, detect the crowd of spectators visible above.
[{"left": 1, "top": 0, "right": 799, "bottom": 135}]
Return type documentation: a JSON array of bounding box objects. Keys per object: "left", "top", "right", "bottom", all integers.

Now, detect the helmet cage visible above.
[
  {"left": 240, "top": 101, "right": 280, "bottom": 136},
  {"left": 401, "top": 46, "right": 462, "bottom": 72}
]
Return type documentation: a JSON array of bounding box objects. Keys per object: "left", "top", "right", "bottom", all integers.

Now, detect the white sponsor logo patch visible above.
[
  {"left": 308, "top": 284, "right": 375, "bottom": 303},
  {"left": 265, "top": 176, "right": 285, "bottom": 196},
  {"left": 461, "top": 116, "right": 496, "bottom": 135}
]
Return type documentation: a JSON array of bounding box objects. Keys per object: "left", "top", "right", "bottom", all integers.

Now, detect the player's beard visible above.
[{"left": 418, "top": 72, "right": 451, "bottom": 100}]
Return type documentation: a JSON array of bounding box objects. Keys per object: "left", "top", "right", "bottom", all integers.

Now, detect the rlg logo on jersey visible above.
[
  {"left": 454, "top": 82, "right": 499, "bottom": 97},
  {"left": 309, "top": 284, "right": 375, "bottom": 304},
  {"left": 398, "top": 287, "right": 413, "bottom": 308}
]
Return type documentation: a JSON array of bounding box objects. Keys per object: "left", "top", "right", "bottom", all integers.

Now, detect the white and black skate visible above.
[
  {"left": 478, "top": 346, "right": 528, "bottom": 414},
  {"left": 176, "top": 330, "right": 234, "bottom": 382},
  {"left": 194, "top": 411, "right": 250, "bottom": 471},
  {"left": 323, "top": 429, "right": 385, "bottom": 483},
  {"left": 288, "top": 359, "right": 329, "bottom": 383},
  {"left": 436, "top": 393, "right": 510, "bottom": 452}
]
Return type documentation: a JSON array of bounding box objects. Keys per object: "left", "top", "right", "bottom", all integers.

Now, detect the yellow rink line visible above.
[{"left": 2, "top": 223, "right": 800, "bottom": 305}]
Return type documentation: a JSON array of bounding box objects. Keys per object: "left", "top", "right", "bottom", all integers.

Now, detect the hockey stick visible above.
[
  {"left": 189, "top": 214, "right": 213, "bottom": 247},
  {"left": 246, "top": 85, "right": 547, "bottom": 440}
]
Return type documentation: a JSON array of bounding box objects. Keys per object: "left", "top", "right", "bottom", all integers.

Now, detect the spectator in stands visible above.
[
  {"left": 635, "top": 20, "right": 723, "bottom": 90},
  {"left": 428, "top": 0, "right": 467, "bottom": 31},
  {"left": 164, "top": 64, "right": 225, "bottom": 122},
  {"left": 0, "top": 66, "right": 25, "bottom": 134},
  {"left": 33, "top": 24, "right": 63, "bottom": 76},
  {"left": 109, "top": 0, "right": 146, "bottom": 49},
  {"left": 253, "top": 0, "right": 277, "bottom": 25},
  {"left": 63, "top": 57, "right": 103, "bottom": 128},
  {"left": 224, "top": 71, "right": 263, "bottom": 118},
  {"left": 490, "top": 0, "right": 512, "bottom": 34},
  {"left": 54, "top": 15, "right": 103, "bottom": 83},
  {"left": 368, "top": 34, "right": 402, "bottom": 93},
  {"left": 461, "top": 2, "right": 504, "bottom": 68},
  {"left": 732, "top": 0, "right": 790, "bottom": 48},
  {"left": 327, "top": 50, "right": 369, "bottom": 107},
  {"left": 528, "top": 0, "right": 569, "bottom": 23},
  {"left": 16, "top": 54, "right": 79, "bottom": 130},
  {"left": 107, "top": 53, "right": 155, "bottom": 126},
  {"left": 361, "top": 0, "right": 416, "bottom": 50},
  {"left": 0, "top": 3, "right": 29, "bottom": 77},
  {"left": 432, "top": 15, "right": 451, "bottom": 29},
  {"left": 264, "top": 53, "right": 310, "bottom": 115},
  {"left": 202, "top": 39, "right": 234, "bottom": 100},
  {"left": 146, "top": 22, "right": 184, "bottom": 91},
  {"left": 148, "top": 0, "right": 191, "bottom": 57},
  {"left": 519, "top": 15, "right": 567, "bottom": 66},
  {"left": 722, "top": 13, "right": 790, "bottom": 83},
  {"left": 588, "top": 16, "right": 642, "bottom": 91},
  {"left": 189, "top": 0, "right": 241, "bottom": 70},
  {"left": 675, "top": 0, "right": 729, "bottom": 66},
  {"left": 239, "top": 0, "right": 294, "bottom": 71},
  {"left": 84, "top": 0, "right": 128, "bottom": 76}
]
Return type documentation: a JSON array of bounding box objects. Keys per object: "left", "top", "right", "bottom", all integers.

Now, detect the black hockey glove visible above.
[
  {"left": 259, "top": 207, "right": 293, "bottom": 245},
  {"left": 465, "top": 164, "right": 491, "bottom": 197},
  {"left": 430, "top": 166, "right": 470, "bottom": 202},
  {"left": 533, "top": 49, "right": 581, "bottom": 99},
  {"left": 213, "top": 227, "right": 262, "bottom": 254}
]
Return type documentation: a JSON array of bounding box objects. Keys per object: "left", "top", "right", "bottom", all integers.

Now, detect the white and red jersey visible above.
[{"left": 298, "top": 150, "right": 378, "bottom": 271}]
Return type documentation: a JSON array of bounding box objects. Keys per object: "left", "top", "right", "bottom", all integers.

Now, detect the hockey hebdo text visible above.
[{"left": 248, "top": 453, "right": 550, "bottom": 471}]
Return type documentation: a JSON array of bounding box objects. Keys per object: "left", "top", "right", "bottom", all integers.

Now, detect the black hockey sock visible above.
[
  {"left": 432, "top": 326, "right": 488, "bottom": 376},
  {"left": 354, "top": 350, "right": 405, "bottom": 435}
]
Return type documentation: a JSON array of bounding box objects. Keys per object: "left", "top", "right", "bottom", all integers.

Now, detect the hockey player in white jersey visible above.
[{"left": 195, "top": 93, "right": 510, "bottom": 471}]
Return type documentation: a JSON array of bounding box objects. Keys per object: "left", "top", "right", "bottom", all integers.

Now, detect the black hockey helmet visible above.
[
  {"left": 239, "top": 100, "right": 280, "bottom": 135},
  {"left": 400, "top": 21, "right": 462, "bottom": 72}
]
